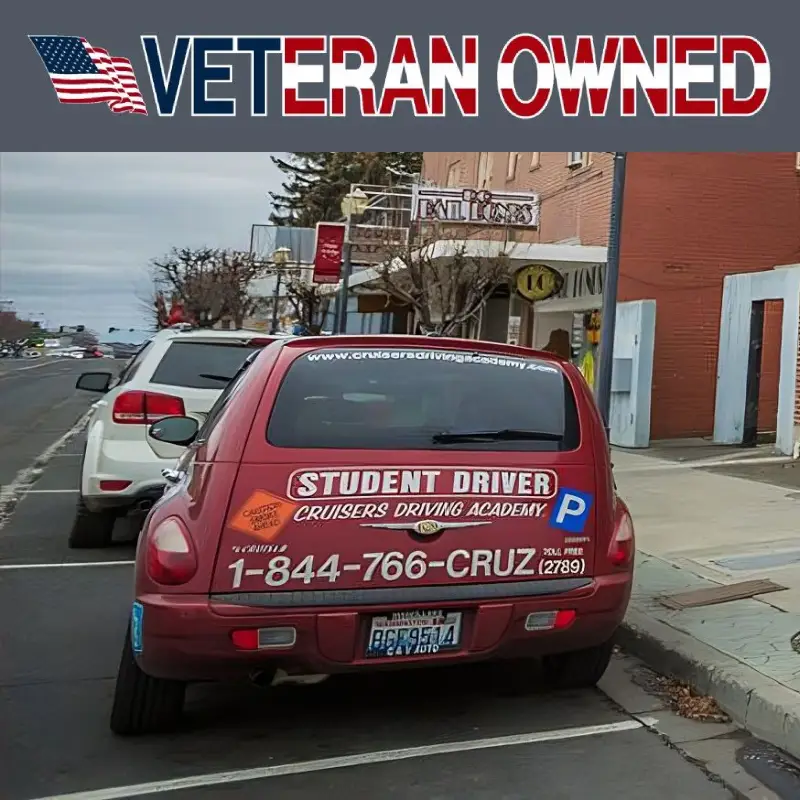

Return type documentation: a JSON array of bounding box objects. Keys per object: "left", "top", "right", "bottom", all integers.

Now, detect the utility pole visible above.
[
  {"left": 335, "top": 241, "right": 353, "bottom": 334},
  {"left": 269, "top": 273, "right": 282, "bottom": 334},
  {"left": 595, "top": 152, "right": 628, "bottom": 438}
]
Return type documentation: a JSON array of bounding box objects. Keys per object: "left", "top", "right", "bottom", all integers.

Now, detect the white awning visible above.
[{"left": 320, "top": 240, "right": 608, "bottom": 295}]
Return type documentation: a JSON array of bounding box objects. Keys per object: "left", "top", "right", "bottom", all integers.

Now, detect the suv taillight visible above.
[
  {"left": 145, "top": 517, "right": 198, "bottom": 586},
  {"left": 112, "top": 391, "right": 185, "bottom": 425},
  {"left": 608, "top": 509, "right": 635, "bottom": 568}
]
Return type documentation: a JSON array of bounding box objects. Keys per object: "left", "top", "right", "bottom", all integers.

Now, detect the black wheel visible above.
[
  {"left": 110, "top": 623, "right": 186, "bottom": 736},
  {"left": 542, "top": 639, "right": 614, "bottom": 690},
  {"left": 68, "top": 495, "right": 116, "bottom": 548}
]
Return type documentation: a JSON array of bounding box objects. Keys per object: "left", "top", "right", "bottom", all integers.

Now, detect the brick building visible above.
[{"left": 420, "top": 152, "right": 800, "bottom": 443}]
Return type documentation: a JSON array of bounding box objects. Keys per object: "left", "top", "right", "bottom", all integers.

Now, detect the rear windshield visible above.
[
  {"left": 267, "top": 348, "right": 581, "bottom": 451},
  {"left": 150, "top": 341, "right": 262, "bottom": 390}
]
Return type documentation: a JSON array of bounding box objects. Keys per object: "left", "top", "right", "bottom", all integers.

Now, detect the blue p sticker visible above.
[
  {"left": 131, "top": 601, "right": 144, "bottom": 654},
  {"left": 549, "top": 488, "right": 593, "bottom": 534}
]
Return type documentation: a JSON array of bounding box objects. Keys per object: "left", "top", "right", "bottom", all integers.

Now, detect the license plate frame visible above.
[{"left": 364, "top": 609, "right": 463, "bottom": 659}]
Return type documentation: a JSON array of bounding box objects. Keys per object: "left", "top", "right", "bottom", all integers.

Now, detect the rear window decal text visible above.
[
  {"left": 304, "top": 349, "right": 559, "bottom": 373},
  {"left": 288, "top": 467, "right": 558, "bottom": 501},
  {"left": 291, "top": 499, "right": 549, "bottom": 523},
  {"left": 226, "top": 546, "right": 571, "bottom": 590}
]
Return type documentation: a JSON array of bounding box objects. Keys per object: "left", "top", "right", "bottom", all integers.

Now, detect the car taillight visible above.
[
  {"left": 99, "top": 479, "right": 132, "bottom": 492},
  {"left": 112, "top": 391, "right": 185, "bottom": 425},
  {"left": 145, "top": 517, "right": 197, "bottom": 586},
  {"left": 608, "top": 510, "right": 635, "bottom": 568},
  {"left": 524, "top": 610, "right": 576, "bottom": 631}
]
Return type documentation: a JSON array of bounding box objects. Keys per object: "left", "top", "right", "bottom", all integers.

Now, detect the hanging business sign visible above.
[
  {"left": 514, "top": 264, "right": 564, "bottom": 302},
  {"left": 349, "top": 224, "right": 409, "bottom": 266},
  {"left": 312, "top": 222, "right": 347, "bottom": 284},
  {"left": 412, "top": 186, "right": 540, "bottom": 228}
]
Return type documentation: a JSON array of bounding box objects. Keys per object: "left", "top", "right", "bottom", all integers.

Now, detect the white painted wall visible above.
[{"left": 714, "top": 265, "right": 800, "bottom": 456}]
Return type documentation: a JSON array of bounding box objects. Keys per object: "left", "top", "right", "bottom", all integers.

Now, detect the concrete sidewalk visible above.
[{"left": 613, "top": 448, "right": 800, "bottom": 760}]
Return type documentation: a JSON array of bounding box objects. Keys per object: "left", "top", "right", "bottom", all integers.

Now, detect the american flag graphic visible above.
[{"left": 29, "top": 36, "right": 147, "bottom": 115}]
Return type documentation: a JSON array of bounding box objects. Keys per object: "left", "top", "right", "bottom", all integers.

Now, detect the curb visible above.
[{"left": 616, "top": 606, "right": 800, "bottom": 761}]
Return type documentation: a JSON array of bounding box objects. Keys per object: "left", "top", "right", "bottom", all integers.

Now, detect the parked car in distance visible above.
[
  {"left": 71, "top": 325, "right": 286, "bottom": 549},
  {"left": 110, "top": 334, "right": 635, "bottom": 735}
]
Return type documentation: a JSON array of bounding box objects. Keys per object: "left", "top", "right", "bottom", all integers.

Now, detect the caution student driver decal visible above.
[{"left": 228, "top": 490, "right": 297, "bottom": 543}]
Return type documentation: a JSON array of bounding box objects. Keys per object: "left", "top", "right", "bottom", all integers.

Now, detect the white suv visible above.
[{"left": 70, "top": 325, "right": 284, "bottom": 548}]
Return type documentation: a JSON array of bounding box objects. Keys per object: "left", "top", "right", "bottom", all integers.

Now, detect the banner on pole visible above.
[{"left": 312, "top": 222, "right": 346, "bottom": 284}]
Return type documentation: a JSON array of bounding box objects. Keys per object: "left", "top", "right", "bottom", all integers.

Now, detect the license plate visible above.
[{"left": 365, "top": 609, "right": 462, "bottom": 659}]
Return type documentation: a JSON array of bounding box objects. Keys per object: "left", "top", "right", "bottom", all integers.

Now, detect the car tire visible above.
[
  {"left": 542, "top": 639, "right": 615, "bottom": 690},
  {"left": 68, "top": 495, "right": 116, "bottom": 549},
  {"left": 110, "top": 623, "right": 186, "bottom": 736}
]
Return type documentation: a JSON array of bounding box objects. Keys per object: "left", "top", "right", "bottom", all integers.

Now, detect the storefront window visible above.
[{"left": 572, "top": 310, "right": 601, "bottom": 390}]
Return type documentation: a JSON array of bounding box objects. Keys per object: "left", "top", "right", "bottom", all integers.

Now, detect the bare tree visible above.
[
  {"left": 374, "top": 224, "right": 511, "bottom": 335},
  {"left": 0, "top": 312, "right": 38, "bottom": 340},
  {"left": 282, "top": 269, "right": 326, "bottom": 330},
  {"left": 150, "top": 248, "right": 271, "bottom": 329}
]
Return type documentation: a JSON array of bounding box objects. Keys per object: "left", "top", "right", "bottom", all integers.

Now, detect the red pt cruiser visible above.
[{"left": 110, "top": 335, "right": 634, "bottom": 735}]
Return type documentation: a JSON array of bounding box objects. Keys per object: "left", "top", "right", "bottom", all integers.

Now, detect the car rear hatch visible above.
[
  {"left": 210, "top": 345, "right": 597, "bottom": 596},
  {"left": 142, "top": 336, "right": 276, "bottom": 459}
]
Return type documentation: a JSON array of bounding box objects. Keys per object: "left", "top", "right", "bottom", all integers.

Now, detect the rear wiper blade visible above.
[
  {"left": 199, "top": 373, "right": 234, "bottom": 383},
  {"left": 432, "top": 428, "right": 563, "bottom": 443}
]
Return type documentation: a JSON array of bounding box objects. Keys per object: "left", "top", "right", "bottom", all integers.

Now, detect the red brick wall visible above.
[
  {"left": 795, "top": 295, "right": 800, "bottom": 426},
  {"left": 421, "top": 151, "right": 800, "bottom": 440},
  {"left": 617, "top": 153, "right": 800, "bottom": 440},
  {"left": 421, "top": 152, "right": 613, "bottom": 245}
]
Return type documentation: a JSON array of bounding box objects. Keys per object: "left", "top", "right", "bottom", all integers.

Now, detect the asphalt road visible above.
[
  {"left": 1, "top": 365, "right": 797, "bottom": 800},
  {"left": 0, "top": 357, "right": 118, "bottom": 488}
]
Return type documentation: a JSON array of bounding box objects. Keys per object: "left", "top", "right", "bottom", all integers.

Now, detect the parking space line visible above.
[
  {"left": 21, "top": 489, "right": 79, "bottom": 494},
  {"left": 0, "top": 561, "right": 134, "bottom": 570},
  {"left": 0, "top": 359, "right": 60, "bottom": 376},
  {"left": 0, "top": 407, "right": 93, "bottom": 531},
  {"left": 31, "top": 717, "right": 654, "bottom": 800}
]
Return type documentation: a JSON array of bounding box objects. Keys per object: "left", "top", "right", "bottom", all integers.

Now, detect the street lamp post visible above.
[
  {"left": 270, "top": 247, "right": 291, "bottom": 334},
  {"left": 334, "top": 188, "right": 370, "bottom": 334}
]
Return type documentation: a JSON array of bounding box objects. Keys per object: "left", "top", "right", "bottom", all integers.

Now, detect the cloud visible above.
[{"left": 0, "top": 152, "right": 286, "bottom": 333}]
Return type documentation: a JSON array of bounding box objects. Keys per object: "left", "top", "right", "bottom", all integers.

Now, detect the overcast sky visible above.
[{"left": 0, "top": 152, "right": 286, "bottom": 337}]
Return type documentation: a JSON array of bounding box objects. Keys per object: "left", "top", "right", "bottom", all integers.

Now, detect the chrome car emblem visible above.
[{"left": 360, "top": 519, "right": 492, "bottom": 536}]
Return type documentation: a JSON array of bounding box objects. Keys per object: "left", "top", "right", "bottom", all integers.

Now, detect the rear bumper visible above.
[
  {"left": 85, "top": 485, "right": 165, "bottom": 514},
  {"left": 83, "top": 437, "right": 168, "bottom": 513},
  {"left": 135, "top": 574, "right": 632, "bottom": 681}
]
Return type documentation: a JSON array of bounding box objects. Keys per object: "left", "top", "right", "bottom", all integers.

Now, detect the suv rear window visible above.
[
  {"left": 150, "top": 341, "right": 262, "bottom": 390},
  {"left": 267, "top": 348, "right": 581, "bottom": 451}
]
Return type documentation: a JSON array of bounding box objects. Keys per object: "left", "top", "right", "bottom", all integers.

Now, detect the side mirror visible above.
[
  {"left": 148, "top": 416, "right": 200, "bottom": 447},
  {"left": 76, "top": 371, "right": 113, "bottom": 393}
]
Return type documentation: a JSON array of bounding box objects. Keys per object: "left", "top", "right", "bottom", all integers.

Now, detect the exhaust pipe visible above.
[
  {"left": 249, "top": 669, "right": 277, "bottom": 688},
  {"left": 249, "top": 669, "right": 329, "bottom": 688}
]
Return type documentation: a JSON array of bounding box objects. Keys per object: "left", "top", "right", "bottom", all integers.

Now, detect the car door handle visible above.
[{"left": 161, "top": 469, "right": 186, "bottom": 485}]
